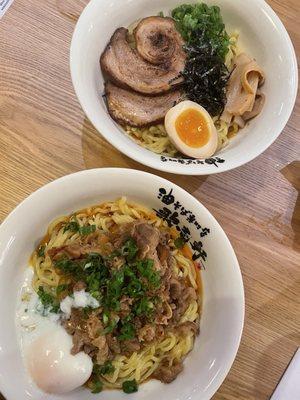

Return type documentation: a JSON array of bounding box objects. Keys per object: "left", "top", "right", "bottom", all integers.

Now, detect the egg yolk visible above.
[{"left": 175, "top": 108, "right": 210, "bottom": 148}]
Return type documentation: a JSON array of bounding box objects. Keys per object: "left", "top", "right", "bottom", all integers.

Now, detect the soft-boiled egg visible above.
[
  {"left": 26, "top": 326, "right": 93, "bottom": 394},
  {"left": 165, "top": 100, "right": 218, "bottom": 158}
]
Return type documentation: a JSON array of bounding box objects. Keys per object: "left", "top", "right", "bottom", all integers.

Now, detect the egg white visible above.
[
  {"left": 165, "top": 100, "right": 218, "bottom": 159},
  {"left": 16, "top": 268, "right": 93, "bottom": 395},
  {"left": 27, "top": 327, "right": 93, "bottom": 394}
]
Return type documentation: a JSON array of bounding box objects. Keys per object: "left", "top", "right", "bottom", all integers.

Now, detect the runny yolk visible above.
[{"left": 175, "top": 108, "right": 210, "bottom": 148}]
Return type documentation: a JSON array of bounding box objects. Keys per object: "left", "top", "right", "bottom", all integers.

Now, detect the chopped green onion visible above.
[
  {"left": 56, "top": 284, "right": 68, "bottom": 295},
  {"left": 121, "top": 238, "right": 138, "bottom": 261},
  {"left": 93, "top": 361, "right": 115, "bottom": 376},
  {"left": 174, "top": 236, "right": 185, "bottom": 249},
  {"left": 90, "top": 379, "right": 103, "bottom": 393},
  {"left": 63, "top": 220, "right": 80, "bottom": 233},
  {"left": 118, "top": 322, "right": 136, "bottom": 341},
  {"left": 37, "top": 286, "right": 60, "bottom": 313},
  {"left": 122, "top": 379, "right": 138, "bottom": 394},
  {"left": 79, "top": 224, "right": 96, "bottom": 236},
  {"left": 37, "top": 245, "right": 45, "bottom": 257}
]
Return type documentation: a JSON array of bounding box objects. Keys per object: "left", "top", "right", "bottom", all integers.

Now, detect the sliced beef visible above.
[
  {"left": 92, "top": 335, "right": 109, "bottom": 364},
  {"left": 47, "top": 244, "right": 81, "bottom": 260},
  {"left": 71, "top": 330, "right": 96, "bottom": 355},
  {"left": 48, "top": 243, "right": 102, "bottom": 260},
  {"left": 105, "top": 82, "right": 182, "bottom": 127},
  {"left": 63, "top": 309, "right": 109, "bottom": 363},
  {"left": 86, "top": 312, "right": 104, "bottom": 339},
  {"left": 132, "top": 316, "right": 143, "bottom": 331},
  {"left": 154, "top": 300, "right": 174, "bottom": 325},
  {"left": 152, "top": 359, "right": 183, "bottom": 383},
  {"left": 158, "top": 231, "right": 170, "bottom": 246},
  {"left": 177, "top": 321, "right": 199, "bottom": 336},
  {"left": 100, "top": 27, "right": 184, "bottom": 95},
  {"left": 63, "top": 309, "right": 90, "bottom": 354},
  {"left": 169, "top": 277, "right": 183, "bottom": 300},
  {"left": 171, "top": 282, "right": 197, "bottom": 323},
  {"left": 158, "top": 271, "right": 171, "bottom": 302},
  {"left": 63, "top": 309, "right": 83, "bottom": 336},
  {"left": 134, "top": 17, "right": 186, "bottom": 67},
  {"left": 182, "top": 287, "right": 197, "bottom": 302},
  {"left": 106, "top": 333, "right": 121, "bottom": 354},
  {"left": 131, "top": 222, "right": 161, "bottom": 263},
  {"left": 83, "top": 343, "right": 98, "bottom": 357},
  {"left": 81, "top": 231, "right": 100, "bottom": 245},
  {"left": 155, "top": 325, "right": 165, "bottom": 339},
  {"left": 138, "top": 324, "right": 156, "bottom": 342},
  {"left": 120, "top": 339, "right": 141, "bottom": 356},
  {"left": 133, "top": 223, "right": 160, "bottom": 257},
  {"left": 119, "top": 295, "right": 134, "bottom": 318},
  {"left": 157, "top": 244, "right": 169, "bottom": 264},
  {"left": 73, "top": 280, "right": 87, "bottom": 292}
]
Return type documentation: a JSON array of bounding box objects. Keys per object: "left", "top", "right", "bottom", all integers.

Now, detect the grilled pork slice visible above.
[
  {"left": 100, "top": 27, "right": 184, "bottom": 95},
  {"left": 105, "top": 82, "right": 183, "bottom": 127},
  {"left": 134, "top": 16, "right": 186, "bottom": 67}
]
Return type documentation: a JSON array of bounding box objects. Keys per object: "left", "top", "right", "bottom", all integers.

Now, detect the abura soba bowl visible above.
[{"left": 0, "top": 168, "right": 244, "bottom": 400}]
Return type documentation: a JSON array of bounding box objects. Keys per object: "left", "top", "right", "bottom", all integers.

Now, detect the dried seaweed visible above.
[{"left": 181, "top": 31, "right": 229, "bottom": 116}]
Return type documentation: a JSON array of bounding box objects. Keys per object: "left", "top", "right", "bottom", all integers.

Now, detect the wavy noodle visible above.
[
  {"left": 124, "top": 124, "right": 178, "bottom": 157},
  {"left": 174, "top": 251, "right": 197, "bottom": 289},
  {"left": 225, "top": 31, "right": 239, "bottom": 69},
  {"left": 123, "top": 32, "right": 240, "bottom": 157},
  {"left": 30, "top": 197, "right": 202, "bottom": 388},
  {"left": 103, "top": 331, "right": 195, "bottom": 388}
]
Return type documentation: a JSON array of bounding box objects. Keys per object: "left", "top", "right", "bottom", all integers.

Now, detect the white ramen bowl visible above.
[
  {"left": 70, "top": 0, "right": 297, "bottom": 175},
  {"left": 0, "top": 168, "right": 244, "bottom": 400}
]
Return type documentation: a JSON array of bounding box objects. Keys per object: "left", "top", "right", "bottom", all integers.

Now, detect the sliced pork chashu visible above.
[
  {"left": 100, "top": 25, "right": 185, "bottom": 95},
  {"left": 134, "top": 16, "right": 186, "bottom": 68},
  {"left": 105, "top": 82, "right": 183, "bottom": 127}
]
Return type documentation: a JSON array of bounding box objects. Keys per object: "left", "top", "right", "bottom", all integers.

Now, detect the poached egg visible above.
[
  {"left": 27, "top": 326, "right": 93, "bottom": 394},
  {"left": 165, "top": 100, "right": 218, "bottom": 158}
]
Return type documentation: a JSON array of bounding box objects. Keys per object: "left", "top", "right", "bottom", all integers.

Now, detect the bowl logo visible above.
[
  {"left": 160, "top": 155, "right": 225, "bottom": 167},
  {"left": 154, "top": 187, "right": 210, "bottom": 267}
]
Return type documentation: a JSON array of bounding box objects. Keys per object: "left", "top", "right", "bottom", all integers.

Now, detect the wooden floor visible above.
[{"left": 0, "top": 0, "right": 299, "bottom": 399}]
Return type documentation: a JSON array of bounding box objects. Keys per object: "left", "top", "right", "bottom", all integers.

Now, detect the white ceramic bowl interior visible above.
[
  {"left": 0, "top": 168, "right": 244, "bottom": 400},
  {"left": 70, "top": 0, "right": 298, "bottom": 175}
]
